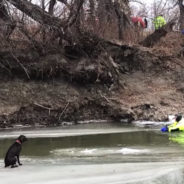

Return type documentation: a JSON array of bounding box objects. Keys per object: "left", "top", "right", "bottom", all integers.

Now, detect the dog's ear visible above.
[{"left": 18, "top": 135, "right": 28, "bottom": 143}]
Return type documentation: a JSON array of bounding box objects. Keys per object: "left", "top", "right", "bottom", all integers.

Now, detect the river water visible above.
[{"left": 0, "top": 122, "right": 184, "bottom": 184}]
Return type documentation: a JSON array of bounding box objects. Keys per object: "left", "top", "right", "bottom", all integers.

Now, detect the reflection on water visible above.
[
  {"left": 169, "top": 133, "right": 184, "bottom": 145},
  {"left": 0, "top": 123, "right": 184, "bottom": 184}
]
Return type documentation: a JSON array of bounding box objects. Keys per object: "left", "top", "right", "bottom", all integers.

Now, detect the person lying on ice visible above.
[
  {"left": 168, "top": 114, "right": 184, "bottom": 132},
  {"left": 161, "top": 114, "right": 184, "bottom": 132}
]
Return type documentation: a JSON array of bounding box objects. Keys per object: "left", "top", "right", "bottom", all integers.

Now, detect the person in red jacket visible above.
[
  {"left": 130, "top": 16, "right": 147, "bottom": 43},
  {"left": 131, "top": 16, "right": 148, "bottom": 29}
]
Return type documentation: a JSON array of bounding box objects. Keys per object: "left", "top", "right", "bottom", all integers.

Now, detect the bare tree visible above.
[
  {"left": 0, "top": 0, "right": 15, "bottom": 38},
  {"left": 178, "top": 0, "right": 184, "bottom": 30},
  {"left": 114, "top": 0, "right": 131, "bottom": 39},
  {"left": 0, "top": 0, "right": 134, "bottom": 45}
]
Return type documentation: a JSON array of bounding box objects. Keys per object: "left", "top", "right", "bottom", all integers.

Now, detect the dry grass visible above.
[
  {"left": 152, "top": 32, "right": 184, "bottom": 56},
  {"left": 3, "top": 17, "right": 182, "bottom": 51},
  {"left": 6, "top": 16, "right": 150, "bottom": 47}
]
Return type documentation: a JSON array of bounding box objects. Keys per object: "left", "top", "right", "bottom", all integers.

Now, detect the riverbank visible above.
[{"left": 0, "top": 32, "right": 184, "bottom": 128}]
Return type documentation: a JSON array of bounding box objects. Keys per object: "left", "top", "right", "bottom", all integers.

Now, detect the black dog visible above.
[{"left": 4, "top": 135, "right": 28, "bottom": 168}]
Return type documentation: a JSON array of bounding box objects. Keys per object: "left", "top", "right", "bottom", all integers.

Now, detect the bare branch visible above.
[{"left": 57, "top": 0, "right": 70, "bottom": 9}]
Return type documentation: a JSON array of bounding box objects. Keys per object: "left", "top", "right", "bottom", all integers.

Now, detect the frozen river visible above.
[{"left": 0, "top": 122, "right": 184, "bottom": 184}]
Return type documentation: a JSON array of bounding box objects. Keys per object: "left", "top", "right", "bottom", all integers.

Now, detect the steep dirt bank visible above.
[{"left": 0, "top": 32, "right": 184, "bottom": 128}]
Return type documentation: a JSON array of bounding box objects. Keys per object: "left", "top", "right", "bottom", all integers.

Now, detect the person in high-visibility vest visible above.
[
  {"left": 153, "top": 15, "right": 166, "bottom": 30},
  {"left": 168, "top": 114, "right": 184, "bottom": 132}
]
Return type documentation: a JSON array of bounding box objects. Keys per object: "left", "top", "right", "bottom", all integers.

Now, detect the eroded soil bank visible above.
[{"left": 0, "top": 32, "right": 184, "bottom": 128}]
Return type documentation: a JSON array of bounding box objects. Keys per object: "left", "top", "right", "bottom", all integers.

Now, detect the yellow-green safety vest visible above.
[{"left": 153, "top": 16, "right": 166, "bottom": 30}]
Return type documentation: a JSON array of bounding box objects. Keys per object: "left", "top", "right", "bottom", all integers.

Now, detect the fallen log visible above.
[{"left": 7, "top": 0, "right": 63, "bottom": 27}]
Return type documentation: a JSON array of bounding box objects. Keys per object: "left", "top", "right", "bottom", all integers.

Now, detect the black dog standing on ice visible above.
[{"left": 4, "top": 135, "right": 28, "bottom": 168}]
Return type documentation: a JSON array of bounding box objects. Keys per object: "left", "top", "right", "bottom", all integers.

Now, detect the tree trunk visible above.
[
  {"left": 0, "top": 0, "right": 16, "bottom": 38},
  {"left": 64, "top": 0, "right": 84, "bottom": 29},
  {"left": 114, "top": 2, "right": 123, "bottom": 40},
  {"left": 114, "top": 0, "right": 131, "bottom": 40},
  {"left": 89, "top": 0, "right": 95, "bottom": 24},
  {"left": 49, "top": 0, "right": 56, "bottom": 15},
  {"left": 0, "top": 0, "right": 9, "bottom": 21},
  {"left": 7, "top": 0, "right": 63, "bottom": 27},
  {"left": 178, "top": 0, "right": 184, "bottom": 30}
]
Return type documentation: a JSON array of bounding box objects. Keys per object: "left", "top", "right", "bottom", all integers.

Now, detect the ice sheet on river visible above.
[
  {"left": 0, "top": 160, "right": 184, "bottom": 184},
  {"left": 0, "top": 126, "right": 142, "bottom": 139}
]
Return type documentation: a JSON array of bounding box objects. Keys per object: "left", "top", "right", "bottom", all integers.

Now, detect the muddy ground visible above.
[{"left": 0, "top": 32, "right": 184, "bottom": 128}]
